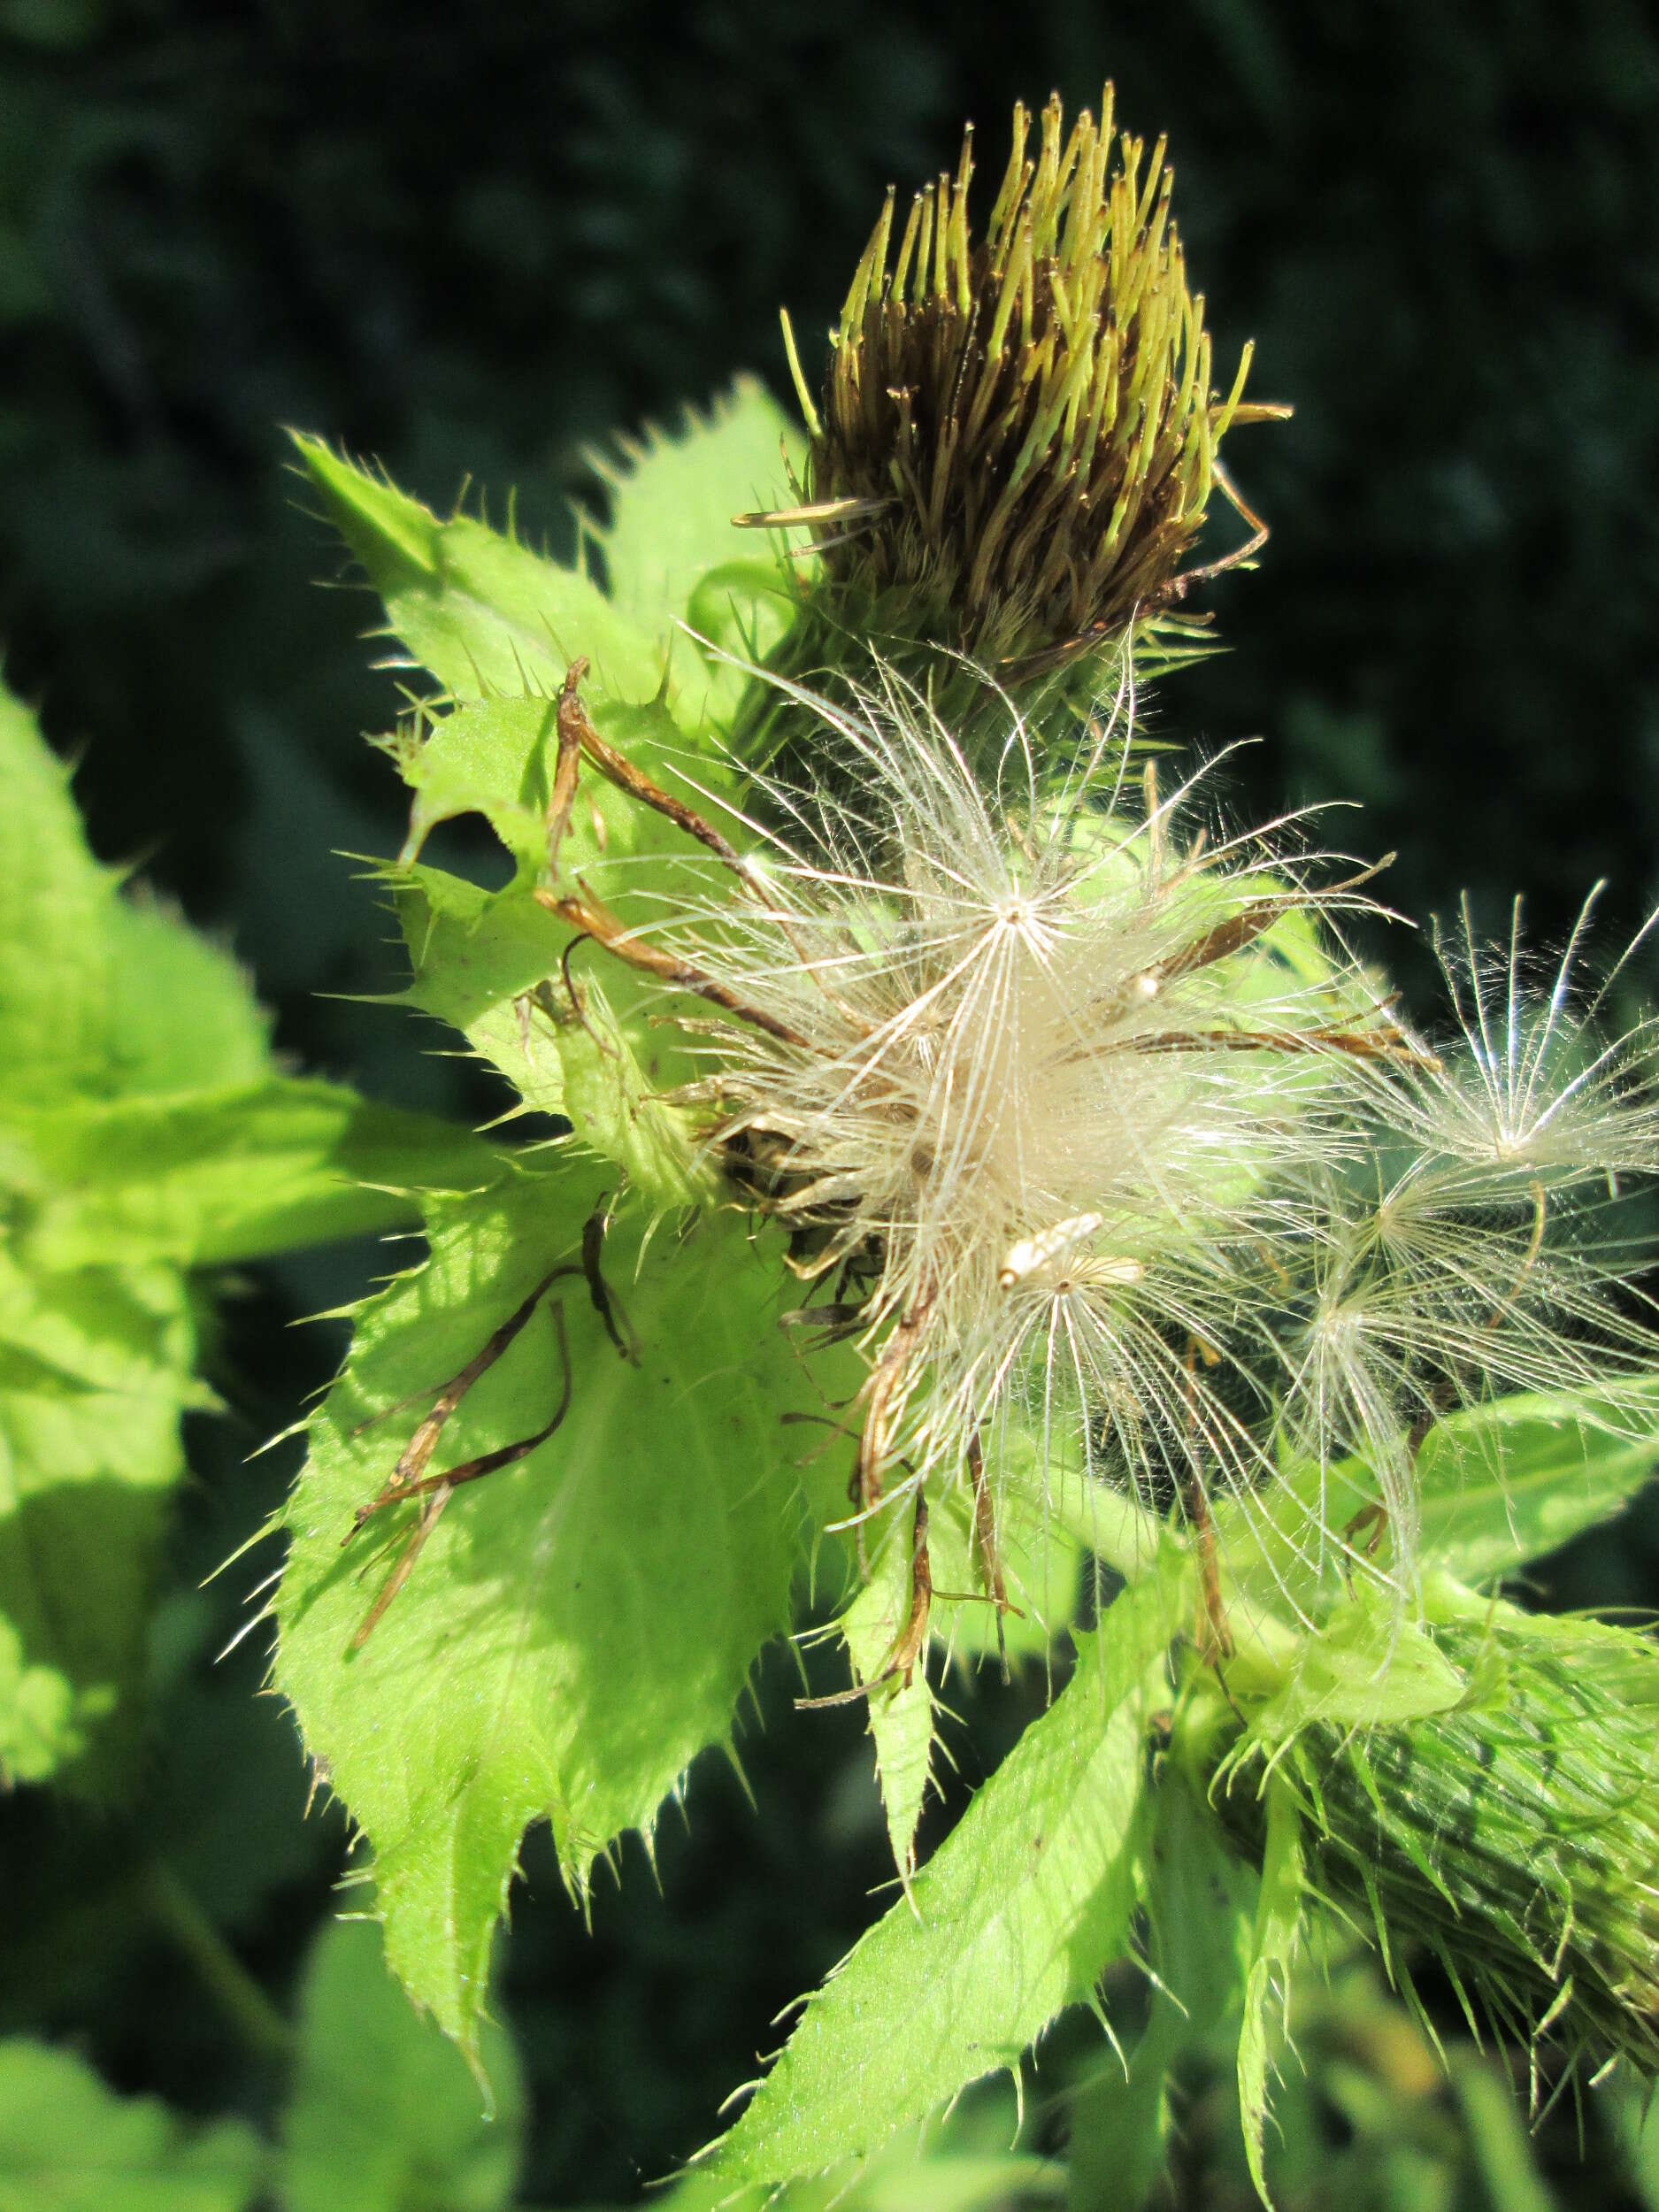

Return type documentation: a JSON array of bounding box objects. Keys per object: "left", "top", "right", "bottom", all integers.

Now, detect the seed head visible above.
[
  {"left": 582, "top": 658, "right": 1659, "bottom": 1606},
  {"left": 652, "top": 658, "right": 1411, "bottom": 1565}
]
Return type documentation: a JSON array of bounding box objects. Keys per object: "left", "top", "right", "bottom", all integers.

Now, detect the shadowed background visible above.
[{"left": 4, "top": 4, "right": 1657, "bottom": 2205}]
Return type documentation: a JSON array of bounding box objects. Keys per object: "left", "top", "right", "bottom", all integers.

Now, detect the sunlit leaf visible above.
[
  {"left": 291, "top": 435, "right": 665, "bottom": 712},
  {"left": 0, "top": 1248, "right": 203, "bottom": 1787},
  {"left": 708, "top": 1566, "right": 1187, "bottom": 2182},
  {"left": 9, "top": 1079, "right": 503, "bottom": 1270},
  {"left": 275, "top": 1160, "right": 836, "bottom": 2060}
]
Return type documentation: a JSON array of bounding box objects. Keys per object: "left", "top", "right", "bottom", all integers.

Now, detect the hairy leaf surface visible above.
[{"left": 275, "top": 1162, "right": 833, "bottom": 2057}]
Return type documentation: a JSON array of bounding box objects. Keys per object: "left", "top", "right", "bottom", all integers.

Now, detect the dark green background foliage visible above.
[{"left": 4, "top": 4, "right": 1659, "bottom": 2206}]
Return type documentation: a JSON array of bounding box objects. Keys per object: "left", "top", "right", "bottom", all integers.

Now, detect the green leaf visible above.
[
  {"left": 1065, "top": 1779, "right": 1256, "bottom": 2212},
  {"left": 0, "top": 686, "right": 269, "bottom": 1108},
  {"left": 386, "top": 689, "right": 736, "bottom": 1202},
  {"left": 291, "top": 435, "right": 666, "bottom": 712},
  {"left": 280, "top": 1917, "right": 524, "bottom": 2212},
  {"left": 0, "top": 1248, "right": 202, "bottom": 1786},
  {"left": 8, "top": 1079, "right": 503, "bottom": 1271},
  {"left": 589, "top": 377, "right": 806, "bottom": 731},
  {"left": 1220, "top": 1376, "right": 1659, "bottom": 1620},
  {"left": 1412, "top": 1376, "right": 1659, "bottom": 1582},
  {"left": 708, "top": 1568, "right": 1187, "bottom": 2184},
  {"left": 593, "top": 376, "right": 801, "bottom": 636},
  {"left": 274, "top": 1162, "right": 833, "bottom": 2060},
  {"left": 929, "top": 1428, "right": 1089, "bottom": 1671},
  {"left": 0, "top": 2038, "right": 262, "bottom": 2212},
  {"left": 841, "top": 1509, "right": 934, "bottom": 1881},
  {"left": 1234, "top": 1594, "right": 1469, "bottom": 1739},
  {"left": 1238, "top": 1777, "right": 1305, "bottom": 2209}
]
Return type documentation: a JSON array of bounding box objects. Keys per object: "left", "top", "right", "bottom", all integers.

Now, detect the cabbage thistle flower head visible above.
[
  {"left": 1212, "top": 1600, "right": 1659, "bottom": 2095},
  {"left": 749, "top": 88, "right": 1286, "bottom": 699}
]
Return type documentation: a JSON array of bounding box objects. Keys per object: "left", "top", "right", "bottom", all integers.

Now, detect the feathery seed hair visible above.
[{"left": 550, "top": 654, "right": 1659, "bottom": 1617}]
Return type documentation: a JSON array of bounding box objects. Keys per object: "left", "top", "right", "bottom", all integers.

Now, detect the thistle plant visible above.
[{"left": 214, "top": 81, "right": 1659, "bottom": 2209}]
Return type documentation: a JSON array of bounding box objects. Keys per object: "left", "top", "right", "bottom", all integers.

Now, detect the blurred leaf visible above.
[
  {"left": 1066, "top": 1779, "right": 1256, "bottom": 2212},
  {"left": 275, "top": 1162, "right": 835, "bottom": 2062},
  {"left": 280, "top": 1917, "right": 523, "bottom": 2212},
  {"left": 0, "top": 685, "right": 269, "bottom": 1110},
  {"left": 0, "top": 2037, "right": 262, "bottom": 2212},
  {"left": 0, "top": 1248, "right": 202, "bottom": 1787},
  {"left": 9, "top": 1078, "right": 503, "bottom": 1270},
  {"left": 708, "top": 1567, "right": 1187, "bottom": 2183},
  {"left": 1449, "top": 2058, "right": 1555, "bottom": 2212}
]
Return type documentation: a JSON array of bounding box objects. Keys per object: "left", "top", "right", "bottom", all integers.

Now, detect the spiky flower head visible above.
[
  {"left": 1216, "top": 1601, "right": 1659, "bottom": 2089},
  {"left": 755, "top": 89, "right": 1283, "bottom": 705}
]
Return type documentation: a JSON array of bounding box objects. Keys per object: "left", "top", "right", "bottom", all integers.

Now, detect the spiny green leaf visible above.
[
  {"left": 592, "top": 376, "right": 802, "bottom": 636},
  {"left": 0, "top": 1248, "right": 203, "bottom": 1787},
  {"left": 589, "top": 376, "right": 806, "bottom": 731},
  {"left": 707, "top": 1567, "right": 1187, "bottom": 2184},
  {"left": 7, "top": 1079, "right": 503, "bottom": 1271},
  {"left": 280, "top": 1917, "right": 524, "bottom": 2212},
  {"left": 274, "top": 1161, "right": 835, "bottom": 2060},
  {"left": 390, "top": 864, "right": 710, "bottom": 1204},
  {"left": 1238, "top": 1777, "right": 1305, "bottom": 2209},
  {"left": 384, "top": 689, "right": 738, "bottom": 1202},
  {"left": 0, "top": 686, "right": 270, "bottom": 1107},
  {"left": 0, "top": 2038, "right": 263, "bottom": 2212},
  {"left": 291, "top": 434, "right": 667, "bottom": 713},
  {"left": 841, "top": 1509, "right": 933, "bottom": 1882}
]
